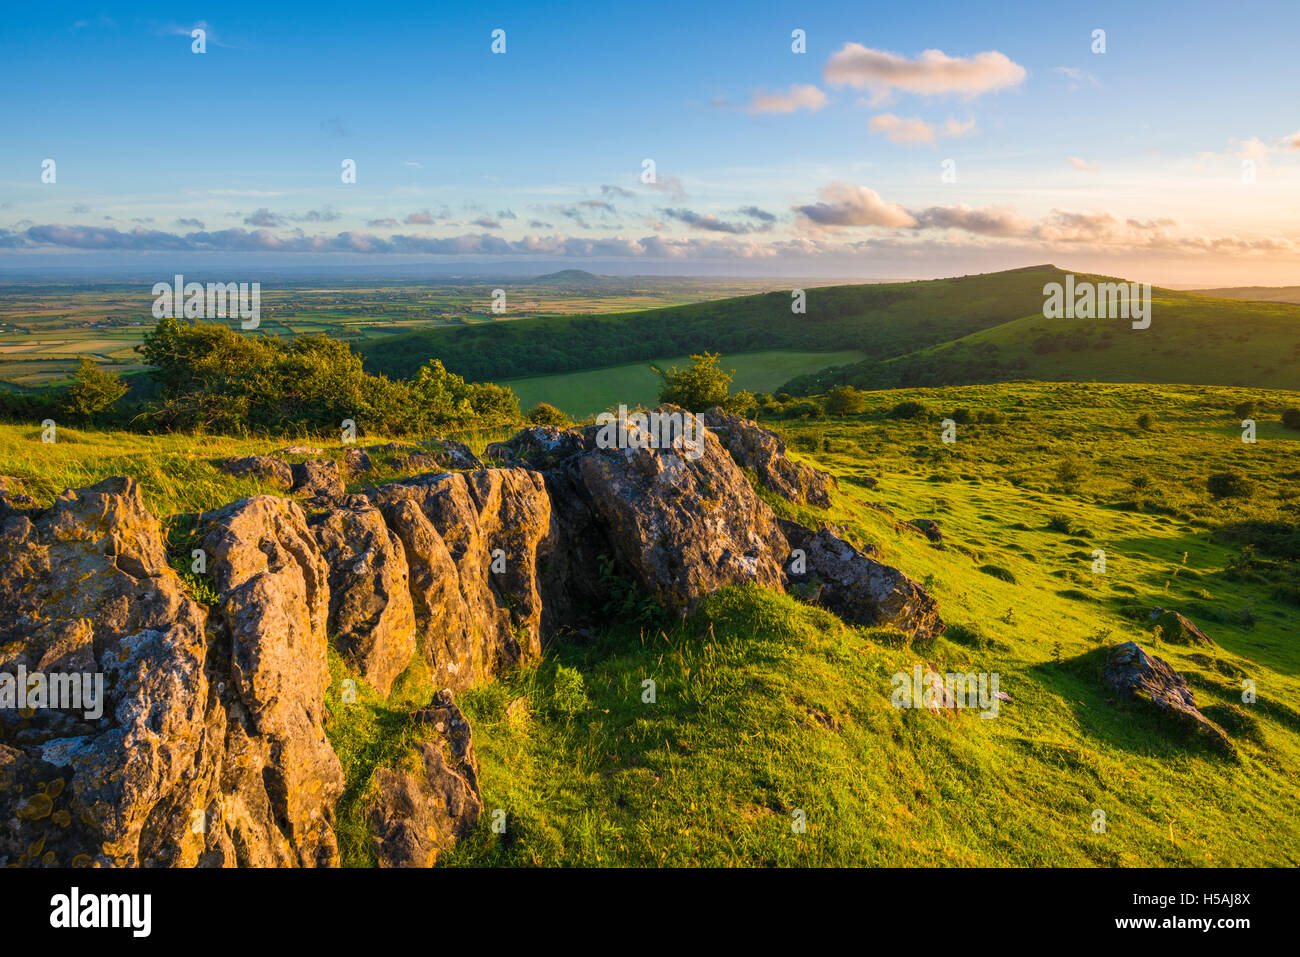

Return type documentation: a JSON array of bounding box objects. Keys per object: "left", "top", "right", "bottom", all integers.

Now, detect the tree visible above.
[
  {"left": 824, "top": 385, "right": 867, "bottom": 416},
  {"left": 60, "top": 357, "right": 127, "bottom": 421},
  {"left": 653, "top": 352, "right": 735, "bottom": 412}
]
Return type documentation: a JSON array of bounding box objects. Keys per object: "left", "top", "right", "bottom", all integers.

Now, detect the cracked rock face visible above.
[
  {"left": 700, "top": 407, "right": 838, "bottom": 507},
  {"left": 366, "top": 469, "right": 554, "bottom": 690},
  {"left": 197, "top": 495, "right": 345, "bottom": 866},
  {"left": 566, "top": 424, "right": 790, "bottom": 611},
  {"left": 310, "top": 505, "right": 416, "bottom": 698}
]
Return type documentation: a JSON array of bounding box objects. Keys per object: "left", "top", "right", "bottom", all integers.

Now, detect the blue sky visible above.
[{"left": 2, "top": 0, "right": 1298, "bottom": 282}]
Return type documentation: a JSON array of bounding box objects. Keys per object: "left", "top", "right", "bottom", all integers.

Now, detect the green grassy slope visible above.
[
  {"left": 356, "top": 265, "right": 1065, "bottom": 382},
  {"left": 5, "top": 379, "right": 1297, "bottom": 866},
  {"left": 784, "top": 281, "right": 1300, "bottom": 394}
]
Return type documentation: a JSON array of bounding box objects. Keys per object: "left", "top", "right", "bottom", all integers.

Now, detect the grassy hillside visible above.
[
  {"left": 787, "top": 284, "right": 1300, "bottom": 394},
  {"left": 11, "top": 379, "right": 1292, "bottom": 866},
  {"left": 356, "top": 265, "right": 1063, "bottom": 382},
  {"left": 503, "top": 349, "right": 867, "bottom": 418},
  {"left": 1193, "top": 285, "right": 1300, "bottom": 305}
]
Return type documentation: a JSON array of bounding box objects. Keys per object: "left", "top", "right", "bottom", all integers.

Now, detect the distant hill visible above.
[
  {"left": 785, "top": 279, "right": 1300, "bottom": 394},
  {"left": 357, "top": 265, "right": 1065, "bottom": 382},
  {"left": 527, "top": 269, "right": 622, "bottom": 287}
]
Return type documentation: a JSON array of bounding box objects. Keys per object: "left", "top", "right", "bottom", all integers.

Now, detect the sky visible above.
[{"left": 2, "top": 0, "right": 1299, "bottom": 284}]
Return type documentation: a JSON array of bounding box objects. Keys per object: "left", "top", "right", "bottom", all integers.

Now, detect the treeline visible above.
[
  {"left": 356, "top": 267, "right": 1065, "bottom": 383},
  {"left": 0, "top": 317, "right": 521, "bottom": 438}
]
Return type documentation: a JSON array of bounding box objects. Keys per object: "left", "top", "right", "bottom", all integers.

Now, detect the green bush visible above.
[
  {"left": 886, "top": 400, "right": 929, "bottom": 420},
  {"left": 824, "top": 385, "right": 867, "bottom": 416},
  {"left": 525, "top": 402, "right": 570, "bottom": 427},
  {"left": 1282, "top": 407, "right": 1300, "bottom": 430},
  {"left": 1207, "top": 471, "right": 1254, "bottom": 499}
]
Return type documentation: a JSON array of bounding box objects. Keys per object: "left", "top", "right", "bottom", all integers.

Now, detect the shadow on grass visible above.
[{"left": 1028, "top": 646, "right": 1236, "bottom": 762}]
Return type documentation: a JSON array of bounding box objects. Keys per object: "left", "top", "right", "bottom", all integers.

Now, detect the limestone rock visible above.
[
  {"left": 780, "top": 518, "right": 944, "bottom": 640},
  {"left": 214, "top": 455, "right": 293, "bottom": 490},
  {"left": 366, "top": 692, "right": 481, "bottom": 867},
  {"left": 199, "top": 495, "right": 345, "bottom": 864},
  {"left": 700, "top": 408, "right": 837, "bottom": 507},
  {"left": 366, "top": 469, "right": 553, "bottom": 689},
  {"left": 291, "top": 459, "right": 346, "bottom": 502},
  {"left": 1103, "top": 641, "right": 1231, "bottom": 749},
  {"left": 310, "top": 505, "right": 416, "bottom": 698}
]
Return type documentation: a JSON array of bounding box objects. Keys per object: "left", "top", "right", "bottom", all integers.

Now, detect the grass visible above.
[
  {"left": 503, "top": 349, "right": 868, "bottom": 418},
  {"left": 4, "top": 378, "right": 1299, "bottom": 866}
]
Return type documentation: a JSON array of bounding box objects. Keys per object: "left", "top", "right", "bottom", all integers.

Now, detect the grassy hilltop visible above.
[
  {"left": 353, "top": 266, "right": 1300, "bottom": 415},
  {"left": 4, "top": 378, "right": 1297, "bottom": 866}
]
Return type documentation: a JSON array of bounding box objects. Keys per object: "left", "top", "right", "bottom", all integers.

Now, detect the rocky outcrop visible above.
[
  {"left": 1103, "top": 642, "right": 1230, "bottom": 750},
  {"left": 487, "top": 426, "right": 588, "bottom": 470},
  {"left": 310, "top": 505, "right": 416, "bottom": 698},
  {"left": 366, "top": 469, "right": 553, "bottom": 690},
  {"left": 0, "top": 410, "right": 945, "bottom": 869},
  {"left": 779, "top": 519, "right": 944, "bottom": 640},
  {"left": 291, "top": 459, "right": 346, "bottom": 502},
  {"left": 0, "top": 478, "right": 213, "bottom": 868},
  {"left": 214, "top": 455, "right": 294, "bottom": 490},
  {"left": 366, "top": 690, "right": 481, "bottom": 867},
  {"left": 700, "top": 408, "right": 837, "bottom": 507},
  {"left": 567, "top": 423, "right": 789, "bottom": 611},
  {"left": 197, "top": 495, "right": 345, "bottom": 865}
]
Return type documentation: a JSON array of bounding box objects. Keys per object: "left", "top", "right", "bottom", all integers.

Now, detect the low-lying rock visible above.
[
  {"left": 486, "top": 426, "right": 588, "bottom": 470},
  {"left": 214, "top": 455, "right": 294, "bottom": 490},
  {"left": 780, "top": 518, "right": 944, "bottom": 640},
  {"left": 1103, "top": 641, "right": 1231, "bottom": 750},
  {"left": 366, "top": 690, "right": 481, "bottom": 867},
  {"left": 291, "top": 459, "right": 345, "bottom": 501}
]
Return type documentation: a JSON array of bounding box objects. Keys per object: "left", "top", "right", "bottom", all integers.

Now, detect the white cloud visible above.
[
  {"left": 794, "top": 183, "right": 918, "bottom": 229},
  {"left": 747, "top": 84, "right": 828, "bottom": 114},
  {"left": 1068, "top": 156, "right": 1099, "bottom": 171},
  {"left": 825, "top": 45, "right": 1027, "bottom": 104}
]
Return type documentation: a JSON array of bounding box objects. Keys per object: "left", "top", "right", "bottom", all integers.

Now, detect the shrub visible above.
[
  {"left": 975, "top": 410, "right": 1006, "bottom": 425},
  {"left": 886, "top": 400, "right": 929, "bottom": 420},
  {"left": 785, "top": 399, "right": 822, "bottom": 419},
  {"left": 550, "top": 665, "right": 590, "bottom": 717},
  {"left": 59, "top": 357, "right": 127, "bottom": 421},
  {"left": 525, "top": 402, "right": 569, "bottom": 427},
  {"left": 654, "top": 352, "right": 735, "bottom": 412},
  {"left": 1207, "top": 471, "right": 1255, "bottom": 499},
  {"left": 1233, "top": 401, "right": 1257, "bottom": 419},
  {"left": 948, "top": 408, "right": 974, "bottom": 424},
  {"left": 824, "top": 385, "right": 867, "bottom": 416},
  {"left": 1136, "top": 412, "right": 1154, "bottom": 430},
  {"left": 1282, "top": 407, "right": 1300, "bottom": 430},
  {"left": 1055, "top": 456, "right": 1087, "bottom": 486},
  {"left": 1046, "top": 513, "right": 1073, "bottom": 533}
]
